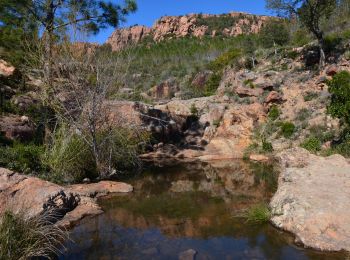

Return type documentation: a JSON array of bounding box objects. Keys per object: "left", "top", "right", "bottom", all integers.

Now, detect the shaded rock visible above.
[
  {"left": 265, "top": 91, "right": 284, "bottom": 104},
  {"left": 270, "top": 148, "right": 350, "bottom": 251},
  {"left": 179, "top": 249, "right": 197, "bottom": 260},
  {"left": 235, "top": 86, "right": 263, "bottom": 97},
  {"left": 191, "top": 71, "right": 213, "bottom": 89},
  {"left": 325, "top": 65, "right": 338, "bottom": 76},
  {"left": 0, "top": 115, "right": 35, "bottom": 141},
  {"left": 148, "top": 78, "right": 179, "bottom": 100}
]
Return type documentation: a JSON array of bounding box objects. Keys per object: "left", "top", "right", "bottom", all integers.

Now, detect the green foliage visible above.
[
  {"left": 195, "top": 14, "right": 240, "bottom": 35},
  {"left": 242, "top": 203, "right": 271, "bottom": 224},
  {"left": 280, "top": 122, "right": 296, "bottom": 138},
  {"left": 324, "top": 34, "right": 343, "bottom": 53},
  {"left": 43, "top": 125, "right": 148, "bottom": 183},
  {"left": 0, "top": 210, "right": 67, "bottom": 260},
  {"left": 207, "top": 49, "right": 241, "bottom": 72},
  {"left": 268, "top": 105, "right": 280, "bottom": 121},
  {"left": 303, "top": 91, "right": 319, "bottom": 101},
  {"left": 327, "top": 71, "right": 350, "bottom": 126},
  {"left": 260, "top": 20, "right": 290, "bottom": 48},
  {"left": 291, "top": 29, "right": 312, "bottom": 47},
  {"left": 204, "top": 72, "right": 222, "bottom": 96},
  {"left": 190, "top": 103, "right": 199, "bottom": 116},
  {"left": 301, "top": 137, "right": 321, "bottom": 153},
  {"left": 262, "top": 138, "right": 274, "bottom": 152},
  {"left": 42, "top": 128, "right": 96, "bottom": 184},
  {"left": 0, "top": 143, "right": 45, "bottom": 175}
]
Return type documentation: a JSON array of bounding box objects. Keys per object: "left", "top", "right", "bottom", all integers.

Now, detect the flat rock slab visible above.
[
  {"left": 270, "top": 148, "right": 350, "bottom": 251},
  {"left": 0, "top": 168, "right": 133, "bottom": 228}
]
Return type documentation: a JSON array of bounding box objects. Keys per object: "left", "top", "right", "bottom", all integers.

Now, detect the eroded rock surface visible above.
[
  {"left": 0, "top": 168, "right": 133, "bottom": 228},
  {"left": 107, "top": 12, "right": 274, "bottom": 50},
  {"left": 270, "top": 148, "right": 350, "bottom": 251}
]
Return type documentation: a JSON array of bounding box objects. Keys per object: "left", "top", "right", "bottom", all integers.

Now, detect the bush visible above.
[
  {"left": 301, "top": 137, "right": 321, "bottom": 153},
  {"left": 0, "top": 211, "right": 67, "bottom": 260},
  {"left": 327, "top": 71, "right": 350, "bottom": 126},
  {"left": 42, "top": 128, "right": 97, "bottom": 184},
  {"left": 243, "top": 203, "right": 271, "bottom": 224},
  {"left": 204, "top": 72, "right": 222, "bottom": 96},
  {"left": 0, "top": 143, "right": 45, "bottom": 175},
  {"left": 268, "top": 105, "right": 280, "bottom": 121},
  {"left": 262, "top": 138, "right": 274, "bottom": 153},
  {"left": 207, "top": 49, "right": 241, "bottom": 72},
  {"left": 280, "top": 122, "right": 296, "bottom": 138},
  {"left": 43, "top": 125, "right": 148, "bottom": 183},
  {"left": 190, "top": 103, "right": 199, "bottom": 117},
  {"left": 260, "top": 20, "right": 290, "bottom": 48}
]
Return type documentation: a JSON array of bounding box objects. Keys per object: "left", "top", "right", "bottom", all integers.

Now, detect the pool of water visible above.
[{"left": 59, "top": 160, "right": 346, "bottom": 260}]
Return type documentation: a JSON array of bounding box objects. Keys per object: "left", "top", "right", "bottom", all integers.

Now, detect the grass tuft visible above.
[{"left": 0, "top": 210, "right": 68, "bottom": 260}]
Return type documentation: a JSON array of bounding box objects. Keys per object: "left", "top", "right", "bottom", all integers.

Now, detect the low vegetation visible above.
[
  {"left": 242, "top": 203, "right": 271, "bottom": 224},
  {"left": 0, "top": 210, "right": 67, "bottom": 260}
]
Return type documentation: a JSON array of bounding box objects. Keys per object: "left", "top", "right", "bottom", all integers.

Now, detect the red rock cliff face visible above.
[{"left": 106, "top": 12, "right": 275, "bottom": 51}]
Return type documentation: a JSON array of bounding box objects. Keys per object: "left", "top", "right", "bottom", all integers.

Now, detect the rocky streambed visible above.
[{"left": 1, "top": 148, "right": 350, "bottom": 258}]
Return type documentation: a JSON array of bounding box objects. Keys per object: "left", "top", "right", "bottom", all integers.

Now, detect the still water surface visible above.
[{"left": 60, "top": 161, "right": 346, "bottom": 260}]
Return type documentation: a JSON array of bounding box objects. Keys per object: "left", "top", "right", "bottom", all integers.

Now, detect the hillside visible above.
[{"left": 106, "top": 12, "right": 274, "bottom": 50}]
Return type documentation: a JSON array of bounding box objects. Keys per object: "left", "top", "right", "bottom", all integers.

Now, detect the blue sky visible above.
[{"left": 89, "top": 0, "right": 270, "bottom": 43}]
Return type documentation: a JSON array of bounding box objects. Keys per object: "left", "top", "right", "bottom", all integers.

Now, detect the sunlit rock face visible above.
[{"left": 106, "top": 12, "right": 275, "bottom": 51}]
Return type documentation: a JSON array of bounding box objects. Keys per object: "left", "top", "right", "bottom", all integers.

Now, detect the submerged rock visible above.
[{"left": 270, "top": 148, "right": 350, "bottom": 251}]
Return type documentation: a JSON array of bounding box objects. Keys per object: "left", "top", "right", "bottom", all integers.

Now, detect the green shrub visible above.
[
  {"left": 204, "top": 72, "right": 222, "bottom": 96},
  {"left": 0, "top": 211, "right": 67, "bottom": 260},
  {"left": 268, "top": 105, "right": 280, "bottom": 121},
  {"left": 324, "top": 34, "right": 342, "bottom": 53},
  {"left": 190, "top": 103, "right": 199, "bottom": 116},
  {"left": 280, "top": 122, "right": 296, "bottom": 138},
  {"left": 42, "top": 128, "right": 96, "bottom": 184},
  {"left": 43, "top": 125, "right": 148, "bottom": 183},
  {"left": 0, "top": 143, "right": 45, "bottom": 175},
  {"left": 262, "top": 138, "right": 274, "bottom": 153},
  {"left": 260, "top": 20, "right": 290, "bottom": 48},
  {"left": 207, "top": 49, "right": 241, "bottom": 72},
  {"left": 301, "top": 137, "right": 321, "bottom": 153},
  {"left": 327, "top": 71, "right": 350, "bottom": 126},
  {"left": 243, "top": 203, "right": 271, "bottom": 224}
]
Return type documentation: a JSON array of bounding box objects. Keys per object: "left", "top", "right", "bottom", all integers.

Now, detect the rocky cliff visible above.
[{"left": 106, "top": 12, "right": 274, "bottom": 51}]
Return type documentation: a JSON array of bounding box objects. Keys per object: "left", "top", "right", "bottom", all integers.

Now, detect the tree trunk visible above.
[
  {"left": 318, "top": 37, "right": 326, "bottom": 69},
  {"left": 43, "top": 0, "right": 55, "bottom": 144}
]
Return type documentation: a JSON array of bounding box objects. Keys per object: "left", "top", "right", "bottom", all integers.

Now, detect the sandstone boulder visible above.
[
  {"left": 0, "top": 168, "right": 133, "bottom": 229},
  {"left": 270, "top": 148, "right": 350, "bottom": 251}
]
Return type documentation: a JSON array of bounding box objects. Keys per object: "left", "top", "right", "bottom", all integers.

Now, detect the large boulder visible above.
[
  {"left": 0, "top": 168, "right": 133, "bottom": 228},
  {"left": 270, "top": 148, "right": 350, "bottom": 251}
]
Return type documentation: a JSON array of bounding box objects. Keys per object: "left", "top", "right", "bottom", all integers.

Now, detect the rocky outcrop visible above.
[
  {"left": 107, "top": 12, "right": 275, "bottom": 50},
  {"left": 270, "top": 148, "right": 350, "bottom": 251},
  {"left": 0, "top": 115, "right": 35, "bottom": 142},
  {"left": 0, "top": 168, "right": 133, "bottom": 229},
  {"left": 107, "top": 26, "right": 152, "bottom": 51}
]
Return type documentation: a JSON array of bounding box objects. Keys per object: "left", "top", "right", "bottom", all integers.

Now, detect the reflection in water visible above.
[{"left": 60, "top": 161, "right": 346, "bottom": 260}]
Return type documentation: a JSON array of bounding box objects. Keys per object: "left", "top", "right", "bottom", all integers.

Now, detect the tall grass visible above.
[{"left": 0, "top": 210, "right": 68, "bottom": 260}]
